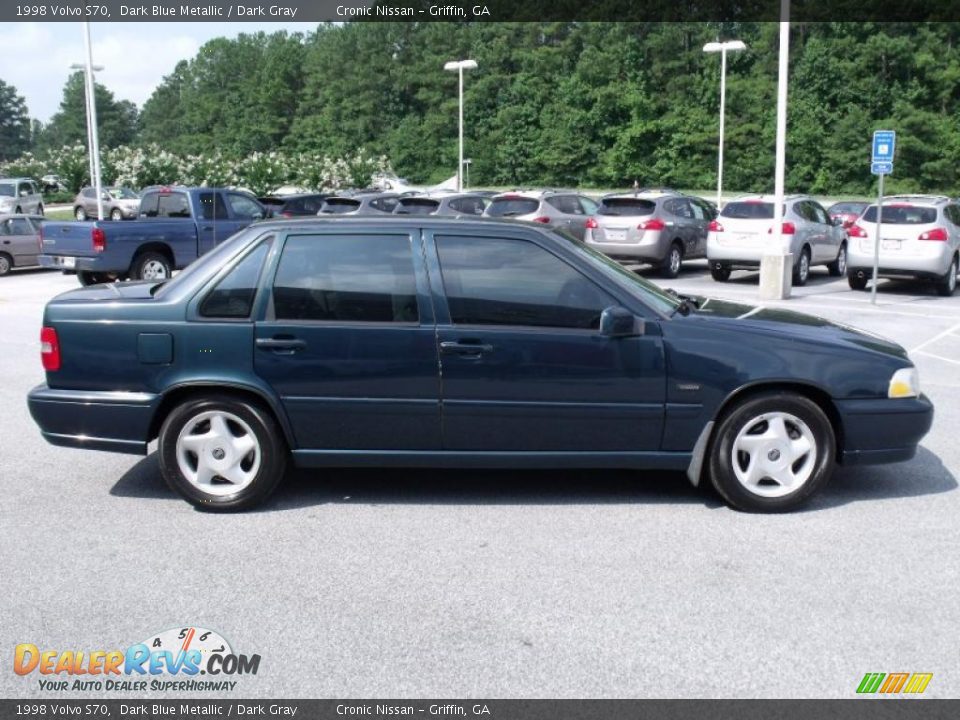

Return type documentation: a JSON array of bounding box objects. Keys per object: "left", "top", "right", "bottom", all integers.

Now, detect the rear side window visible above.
[
  {"left": 0, "top": 184, "right": 14, "bottom": 197},
  {"left": 140, "top": 192, "right": 191, "bottom": 218},
  {"left": 486, "top": 198, "right": 540, "bottom": 217},
  {"left": 5, "top": 218, "right": 32, "bottom": 235},
  {"left": 448, "top": 197, "right": 486, "bottom": 215},
  {"left": 396, "top": 198, "right": 439, "bottom": 215},
  {"left": 436, "top": 235, "right": 614, "bottom": 330},
  {"left": 721, "top": 202, "right": 778, "bottom": 220},
  {"left": 546, "top": 195, "right": 583, "bottom": 215},
  {"left": 200, "top": 239, "right": 272, "bottom": 318},
  {"left": 82, "top": 188, "right": 95, "bottom": 199},
  {"left": 664, "top": 199, "right": 693, "bottom": 218},
  {"left": 597, "top": 199, "right": 656, "bottom": 217},
  {"left": 272, "top": 234, "right": 418, "bottom": 323},
  {"left": 862, "top": 205, "right": 939, "bottom": 224}
]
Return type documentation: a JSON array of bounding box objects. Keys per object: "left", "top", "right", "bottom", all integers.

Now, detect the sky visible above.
[{"left": 3, "top": 22, "right": 319, "bottom": 123}]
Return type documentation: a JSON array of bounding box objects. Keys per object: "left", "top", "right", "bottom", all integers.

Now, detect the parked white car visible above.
[
  {"left": 706, "top": 195, "right": 848, "bottom": 285},
  {"left": 846, "top": 195, "right": 959, "bottom": 296}
]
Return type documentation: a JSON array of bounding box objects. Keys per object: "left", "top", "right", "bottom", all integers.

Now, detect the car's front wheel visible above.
[
  {"left": 158, "top": 395, "right": 288, "bottom": 511},
  {"left": 660, "top": 242, "right": 683, "bottom": 279},
  {"left": 708, "top": 392, "right": 835, "bottom": 512},
  {"left": 75, "top": 206, "right": 87, "bottom": 221},
  {"left": 110, "top": 208, "right": 123, "bottom": 221},
  {"left": 792, "top": 247, "right": 811, "bottom": 286},
  {"left": 131, "top": 251, "right": 172, "bottom": 281}
]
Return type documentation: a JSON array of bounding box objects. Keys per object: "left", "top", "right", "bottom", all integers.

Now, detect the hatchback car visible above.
[
  {"left": 0, "top": 214, "right": 44, "bottom": 276},
  {"left": 707, "top": 195, "right": 848, "bottom": 285},
  {"left": 827, "top": 201, "right": 868, "bottom": 230},
  {"left": 846, "top": 195, "right": 960, "bottom": 295},
  {"left": 318, "top": 192, "right": 401, "bottom": 215},
  {"left": 0, "top": 178, "right": 43, "bottom": 216},
  {"left": 27, "top": 217, "right": 932, "bottom": 514},
  {"left": 484, "top": 191, "right": 598, "bottom": 241},
  {"left": 584, "top": 191, "right": 717, "bottom": 278},
  {"left": 393, "top": 193, "right": 488, "bottom": 217},
  {"left": 73, "top": 186, "right": 140, "bottom": 221}
]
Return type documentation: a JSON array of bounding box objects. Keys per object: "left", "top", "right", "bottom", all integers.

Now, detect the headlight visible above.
[{"left": 888, "top": 367, "right": 920, "bottom": 398}]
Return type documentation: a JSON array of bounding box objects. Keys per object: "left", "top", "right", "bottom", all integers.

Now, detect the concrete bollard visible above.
[{"left": 759, "top": 253, "right": 794, "bottom": 300}]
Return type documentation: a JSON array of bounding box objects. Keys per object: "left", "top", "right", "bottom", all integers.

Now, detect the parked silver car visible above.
[
  {"left": 318, "top": 192, "right": 402, "bottom": 215},
  {"left": 847, "top": 195, "right": 960, "bottom": 296},
  {"left": 584, "top": 191, "right": 717, "bottom": 278},
  {"left": 0, "top": 214, "right": 44, "bottom": 276},
  {"left": 0, "top": 178, "right": 43, "bottom": 216},
  {"left": 393, "top": 193, "right": 488, "bottom": 217},
  {"left": 706, "top": 195, "right": 848, "bottom": 285},
  {"left": 483, "top": 190, "right": 598, "bottom": 241},
  {"left": 73, "top": 186, "right": 140, "bottom": 221}
]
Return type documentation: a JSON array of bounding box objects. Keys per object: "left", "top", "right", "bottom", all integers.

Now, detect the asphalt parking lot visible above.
[{"left": 1, "top": 262, "right": 958, "bottom": 699}]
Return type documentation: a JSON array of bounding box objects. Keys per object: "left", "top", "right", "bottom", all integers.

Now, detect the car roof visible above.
[
  {"left": 730, "top": 194, "right": 808, "bottom": 203},
  {"left": 254, "top": 216, "right": 553, "bottom": 233},
  {"left": 601, "top": 192, "right": 678, "bottom": 201},
  {"left": 0, "top": 177, "right": 35, "bottom": 183},
  {"left": 880, "top": 194, "right": 950, "bottom": 205}
]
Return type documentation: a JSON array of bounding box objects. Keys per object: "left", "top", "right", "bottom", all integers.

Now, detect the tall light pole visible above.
[
  {"left": 78, "top": 22, "right": 105, "bottom": 220},
  {"left": 443, "top": 59, "right": 477, "bottom": 192},
  {"left": 703, "top": 40, "right": 746, "bottom": 211},
  {"left": 69, "top": 60, "right": 103, "bottom": 206}
]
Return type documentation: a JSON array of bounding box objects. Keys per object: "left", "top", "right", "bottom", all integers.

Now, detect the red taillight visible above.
[
  {"left": 532, "top": 216, "right": 551, "bottom": 224},
  {"left": 92, "top": 228, "right": 106, "bottom": 253},
  {"left": 848, "top": 224, "right": 869, "bottom": 238},
  {"left": 919, "top": 227, "right": 948, "bottom": 241},
  {"left": 40, "top": 327, "right": 60, "bottom": 371},
  {"left": 585, "top": 217, "right": 598, "bottom": 229},
  {"left": 638, "top": 218, "right": 665, "bottom": 231},
  {"left": 767, "top": 221, "right": 796, "bottom": 235},
  {"left": 708, "top": 220, "right": 724, "bottom": 232}
]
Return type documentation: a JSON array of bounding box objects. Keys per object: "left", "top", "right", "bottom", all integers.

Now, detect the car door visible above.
[
  {"left": 663, "top": 198, "right": 699, "bottom": 257},
  {"left": 253, "top": 228, "right": 442, "bottom": 452},
  {"left": 808, "top": 201, "right": 837, "bottom": 262},
  {"left": 686, "top": 198, "right": 713, "bottom": 258},
  {"left": 197, "top": 191, "right": 229, "bottom": 253},
  {"left": 426, "top": 230, "right": 665, "bottom": 452},
  {"left": 1, "top": 216, "right": 38, "bottom": 266}
]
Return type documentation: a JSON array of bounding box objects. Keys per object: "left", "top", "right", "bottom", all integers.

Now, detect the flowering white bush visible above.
[{"left": 1, "top": 146, "right": 393, "bottom": 195}]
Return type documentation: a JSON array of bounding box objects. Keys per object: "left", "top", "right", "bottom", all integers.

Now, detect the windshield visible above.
[
  {"left": 486, "top": 198, "right": 540, "bottom": 217},
  {"left": 110, "top": 187, "right": 139, "bottom": 200},
  {"left": 598, "top": 198, "right": 656, "bottom": 216},
  {"left": 0, "top": 184, "right": 14, "bottom": 197},
  {"left": 552, "top": 230, "right": 680, "bottom": 316},
  {"left": 395, "top": 199, "right": 439, "bottom": 215},
  {"left": 321, "top": 199, "right": 360, "bottom": 214},
  {"left": 153, "top": 228, "right": 260, "bottom": 297},
  {"left": 861, "top": 205, "right": 938, "bottom": 224}
]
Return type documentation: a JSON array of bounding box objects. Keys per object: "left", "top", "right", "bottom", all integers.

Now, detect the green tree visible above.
[
  {"left": 0, "top": 79, "right": 31, "bottom": 160},
  {"left": 38, "top": 72, "right": 138, "bottom": 152}
]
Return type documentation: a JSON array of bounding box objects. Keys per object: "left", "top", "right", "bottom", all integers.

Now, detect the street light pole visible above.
[
  {"left": 443, "top": 59, "right": 478, "bottom": 192},
  {"left": 81, "top": 22, "right": 105, "bottom": 221},
  {"left": 703, "top": 40, "right": 746, "bottom": 211},
  {"left": 69, "top": 61, "right": 103, "bottom": 205}
]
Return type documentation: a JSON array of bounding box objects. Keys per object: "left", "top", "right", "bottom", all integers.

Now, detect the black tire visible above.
[
  {"left": 110, "top": 208, "right": 123, "bottom": 221},
  {"left": 75, "top": 206, "right": 87, "bottom": 221},
  {"left": 708, "top": 391, "right": 836, "bottom": 513},
  {"left": 14, "top": 206, "right": 21, "bottom": 214},
  {"left": 935, "top": 256, "right": 958, "bottom": 297},
  {"left": 827, "top": 242, "right": 847, "bottom": 277},
  {"left": 0, "top": 252, "right": 12, "bottom": 276},
  {"left": 659, "top": 242, "right": 683, "bottom": 279},
  {"left": 130, "top": 250, "right": 172, "bottom": 281},
  {"left": 37, "top": 204, "right": 44, "bottom": 217},
  {"left": 792, "top": 246, "right": 811, "bottom": 286},
  {"left": 77, "top": 271, "right": 119, "bottom": 286},
  {"left": 847, "top": 270, "right": 868, "bottom": 291},
  {"left": 710, "top": 264, "right": 731, "bottom": 282},
  {"left": 158, "top": 395, "right": 288, "bottom": 512}
]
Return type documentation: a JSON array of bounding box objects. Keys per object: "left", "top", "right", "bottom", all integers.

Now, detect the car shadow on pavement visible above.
[{"left": 109, "top": 447, "right": 956, "bottom": 513}]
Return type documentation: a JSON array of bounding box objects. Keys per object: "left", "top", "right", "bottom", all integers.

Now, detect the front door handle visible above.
[
  {"left": 440, "top": 341, "right": 494, "bottom": 357},
  {"left": 256, "top": 337, "right": 306, "bottom": 354}
]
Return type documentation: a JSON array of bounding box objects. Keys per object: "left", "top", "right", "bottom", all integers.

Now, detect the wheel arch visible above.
[
  {"left": 148, "top": 381, "right": 297, "bottom": 450},
  {"left": 131, "top": 242, "right": 175, "bottom": 267}
]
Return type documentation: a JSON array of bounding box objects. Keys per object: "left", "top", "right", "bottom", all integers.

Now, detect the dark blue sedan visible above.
[{"left": 27, "top": 218, "right": 933, "bottom": 512}]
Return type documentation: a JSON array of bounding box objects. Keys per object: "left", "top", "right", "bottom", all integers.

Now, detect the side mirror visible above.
[{"left": 599, "top": 306, "right": 642, "bottom": 338}]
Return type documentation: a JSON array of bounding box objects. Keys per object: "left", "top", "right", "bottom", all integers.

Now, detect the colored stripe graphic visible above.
[
  {"left": 903, "top": 673, "right": 933, "bottom": 694},
  {"left": 879, "top": 673, "right": 909, "bottom": 693},
  {"left": 857, "top": 673, "right": 885, "bottom": 694}
]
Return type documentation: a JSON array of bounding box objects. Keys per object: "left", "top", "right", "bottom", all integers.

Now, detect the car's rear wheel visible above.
[
  {"left": 792, "top": 247, "right": 811, "bottom": 286},
  {"left": 935, "top": 256, "right": 957, "bottom": 297},
  {"left": 0, "top": 253, "right": 12, "bottom": 276},
  {"left": 708, "top": 392, "right": 835, "bottom": 512},
  {"left": 158, "top": 395, "right": 288, "bottom": 512},
  {"left": 131, "top": 251, "right": 172, "bottom": 281},
  {"left": 75, "top": 206, "right": 87, "bottom": 221},
  {"left": 847, "top": 270, "right": 868, "bottom": 290},
  {"left": 660, "top": 242, "right": 683, "bottom": 278},
  {"left": 827, "top": 243, "right": 847, "bottom": 277},
  {"left": 710, "top": 263, "right": 731, "bottom": 282}
]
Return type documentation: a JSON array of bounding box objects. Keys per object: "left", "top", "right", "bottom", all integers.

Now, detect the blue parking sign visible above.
[{"left": 872, "top": 130, "right": 896, "bottom": 163}]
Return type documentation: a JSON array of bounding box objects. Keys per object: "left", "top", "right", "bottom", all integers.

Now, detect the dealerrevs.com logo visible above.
[{"left": 13, "top": 626, "right": 260, "bottom": 692}]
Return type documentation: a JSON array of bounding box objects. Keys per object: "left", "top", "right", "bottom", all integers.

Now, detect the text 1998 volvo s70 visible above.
[{"left": 27, "top": 218, "right": 933, "bottom": 512}]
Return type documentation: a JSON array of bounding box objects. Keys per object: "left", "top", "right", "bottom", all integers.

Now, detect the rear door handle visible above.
[
  {"left": 440, "top": 341, "right": 494, "bottom": 356},
  {"left": 256, "top": 337, "right": 306, "bottom": 353}
]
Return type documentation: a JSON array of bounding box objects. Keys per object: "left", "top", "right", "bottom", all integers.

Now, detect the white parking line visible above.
[
  {"left": 915, "top": 349, "right": 960, "bottom": 366},
  {"left": 910, "top": 321, "right": 960, "bottom": 352}
]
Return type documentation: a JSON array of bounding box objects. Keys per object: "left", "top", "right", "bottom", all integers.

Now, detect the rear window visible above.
[
  {"left": 140, "top": 191, "right": 191, "bottom": 218},
  {"left": 721, "top": 202, "right": 778, "bottom": 220},
  {"left": 829, "top": 202, "right": 866, "bottom": 215},
  {"left": 320, "top": 198, "right": 360, "bottom": 214},
  {"left": 395, "top": 198, "right": 439, "bottom": 215},
  {"left": 861, "top": 205, "right": 938, "bottom": 224},
  {"left": 597, "top": 199, "right": 656, "bottom": 216},
  {"left": 486, "top": 198, "right": 540, "bottom": 217}
]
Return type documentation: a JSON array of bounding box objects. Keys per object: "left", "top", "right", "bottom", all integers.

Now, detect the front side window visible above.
[
  {"left": 200, "top": 239, "right": 272, "bottom": 318},
  {"left": 436, "top": 236, "right": 614, "bottom": 330},
  {"left": 272, "top": 234, "right": 418, "bottom": 323},
  {"left": 226, "top": 193, "right": 262, "bottom": 219}
]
